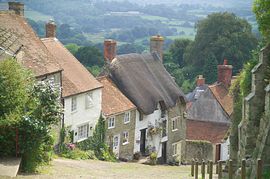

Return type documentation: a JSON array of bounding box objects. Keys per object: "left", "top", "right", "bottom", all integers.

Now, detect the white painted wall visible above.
[
  {"left": 134, "top": 104, "right": 168, "bottom": 158},
  {"left": 220, "top": 138, "right": 230, "bottom": 161},
  {"left": 64, "top": 88, "right": 102, "bottom": 142}
]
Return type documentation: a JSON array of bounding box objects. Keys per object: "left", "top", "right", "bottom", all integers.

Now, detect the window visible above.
[
  {"left": 85, "top": 92, "right": 93, "bottom": 109},
  {"left": 71, "top": 96, "right": 77, "bottom": 112},
  {"left": 139, "top": 111, "right": 143, "bottom": 121},
  {"left": 172, "top": 117, "right": 178, "bottom": 131},
  {"left": 124, "top": 112, "right": 130, "bottom": 124},
  {"left": 123, "top": 131, "right": 129, "bottom": 144},
  {"left": 78, "top": 124, "right": 89, "bottom": 140},
  {"left": 108, "top": 117, "right": 115, "bottom": 129},
  {"left": 172, "top": 143, "right": 178, "bottom": 156},
  {"left": 113, "top": 136, "right": 119, "bottom": 147}
]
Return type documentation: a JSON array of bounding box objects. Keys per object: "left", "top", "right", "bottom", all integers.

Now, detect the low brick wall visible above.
[{"left": 185, "top": 140, "right": 213, "bottom": 163}]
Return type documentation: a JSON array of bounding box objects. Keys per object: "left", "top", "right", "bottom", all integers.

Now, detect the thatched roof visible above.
[{"left": 108, "top": 52, "right": 186, "bottom": 115}]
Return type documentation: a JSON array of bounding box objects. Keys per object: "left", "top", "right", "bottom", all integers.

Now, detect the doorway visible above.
[
  {"left": 140, "top": 128, "right": 146, "bottom": 156},
  {"left": 161, "top": 142, "right": 167, "bottom": 164}
]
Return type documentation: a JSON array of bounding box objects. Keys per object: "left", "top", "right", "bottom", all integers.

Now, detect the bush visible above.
[
  {"left": 150, "top": 152, "right": 157, "bottom": 165},
  {"left": 133, "top": 152, "right": 141, "bottom": 160}
]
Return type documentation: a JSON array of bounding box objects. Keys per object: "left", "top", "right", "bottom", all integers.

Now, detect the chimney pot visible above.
[
  {"left": 8, "top": 2, "right": 24, "bottom": 16},
  {"left": 150, "top": 35, "right": 164, "bottom": 63},
  {"left": 196, "top": 75, "right": 205, "bottom": 86},
  {"left": 104, "top": 39, "right": 117, "bottom": 62},
  {"left": 46, "top": 20, "right": 56, "bottom": 38},
  {"left": 218, "top": 60, "right": 233, "bottom": 88},
  {"left": 223, "top": 59, "right": 228, "bottom": 65}
]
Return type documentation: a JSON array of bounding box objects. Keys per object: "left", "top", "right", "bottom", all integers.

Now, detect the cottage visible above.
[
  {"left": 97, "top": 76, "right": 136, "bottom": 160},
  {"left": 41, "top": 21, "right": 103, "bottom": 142},
  {"left": 101, "top": 37, "right": 186, "bottom": 164},
  {"left": 186, "top": 60, "right": 233, "bottom": 162}
]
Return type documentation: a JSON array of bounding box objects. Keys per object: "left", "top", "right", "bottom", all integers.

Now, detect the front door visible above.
[
  {"left": 113, "top": 134, "right": 120, "bottom": 158},
  {"left": 140, "top": 128, "right": 146, "bottom": 156},
  {"left": 161, "top": 142, "right": 167, "bottom": 164},
  {"left": 215, "top": 144, "right": 221, "bottom": 162}
]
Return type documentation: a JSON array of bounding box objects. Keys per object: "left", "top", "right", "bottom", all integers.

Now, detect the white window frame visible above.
[
  {"left": 108, "top": 116, "right": 115, "bottom": 129},
  {"left": 71, "top": 96, "right": 77, "bottom": 112},
  {"left": 172, "top": 117, "right": 179, "bottom": 131},
  {"left": 172, "top": 143, "right": 177, "bottom": 156},
  {"left": 113, "top": 135, "right": 119, "bottom": 147},
  {"left": 124, "top": 111, "right": 130, "bottom": 124},
  {"left": 77, "top": 124, "right": 89, "bottom": 141},
  {"left": 122, "top": 131, "right": 129, "bottom": 145},
  {"left": 85, "top": 92, "right": 94, "bottom": 109}
]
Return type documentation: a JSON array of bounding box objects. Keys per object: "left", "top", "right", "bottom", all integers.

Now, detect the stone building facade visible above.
[{"left": 236, "top": 45, "right": 270, "bottom": 177}]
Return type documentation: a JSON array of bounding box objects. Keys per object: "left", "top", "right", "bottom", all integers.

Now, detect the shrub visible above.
[
  {"left": 133, "top": 152, "right": 141, "bottom": 160},
  {"left": 150, "top": 152, "right": 158, "bottom": 165}
]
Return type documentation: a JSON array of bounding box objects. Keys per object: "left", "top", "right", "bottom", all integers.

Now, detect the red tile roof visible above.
[
  {"left": 209, "top": 83, "right": 233, "bottom": 116},
  {"left": 187, "top": 120, "right": 229, "bottom": 144},
  {"left": 97, "top": 76, "right": 136, "bottom": 117},
  {"left": 41, "top": 38, "right": 102, "bottom": 97},
  {"left": 0, "top": 12, "right": 62, "bottom": 77}
]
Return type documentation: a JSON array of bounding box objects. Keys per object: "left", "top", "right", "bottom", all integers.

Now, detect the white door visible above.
[{"left": 113, "top": 134, "right": 120, "bottom": 158}]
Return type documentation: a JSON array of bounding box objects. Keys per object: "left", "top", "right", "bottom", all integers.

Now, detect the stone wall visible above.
[
  {"left": 105, "top": 109, "right": 136, "bottom": 161},
  {"left": 167, "top": 100, "right": 186, "bottom": 163},
  {"left": 185, "top": 140, "right": 213, "bottom": 163}
]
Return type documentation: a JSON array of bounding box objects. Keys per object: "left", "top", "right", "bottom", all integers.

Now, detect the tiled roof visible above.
[
  {"left": 186, "top": 120, "right": 229, "bottom": 144},
  {"left": 0, "top": 12, "right": 62, "bottom": 77},
  {"left": 41, "top": 38, "right": 102, "bottom": 97},
  {"left": 97, "top": 76, "right": 136, "bottom": 117},
  {"left": 209, "top": 83, "right": 233, "bottom": 116}
]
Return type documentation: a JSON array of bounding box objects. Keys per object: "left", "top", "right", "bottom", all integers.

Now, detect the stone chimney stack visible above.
[
  {"left": 150, "top": 35, "right": 164, "bottom": 62},
  {"left": 104, "top": 39, "right": 117, "bottom": 62},
  {"left": 46, "top": 20, "right": 56, "bottom": 38},
  {"left": 196, "top": 75, "right": 205, "bottom": 86},
  {"left": 218, "top": 59, "right": 233, "bottom": 88},
  {"left": 8, "top": 2, "right": 24, "bottom": 16}
]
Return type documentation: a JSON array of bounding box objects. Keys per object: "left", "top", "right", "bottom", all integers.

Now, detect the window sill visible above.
[
  {"left": 71, "top": 110, "right": 78, "bottom": 114},
  {"left": 122, "top": 142, "right": 129, "bottom": 146},
  {"left": 108, "top": 126, "right": 115, "bottom": 129},
  {"left": 124, "top": 121, "right": 130, "bottom": 124},
  {"left": 172, "top": 129, "right": 178, "bottom": 132},
  {"left": 77, "top": 137, "right": 88, "bottom": 143}
]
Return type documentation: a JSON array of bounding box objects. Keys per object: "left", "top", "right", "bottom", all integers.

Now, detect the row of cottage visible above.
[{"left": 0, "top": 2, "right": 233, "bottom": 163}]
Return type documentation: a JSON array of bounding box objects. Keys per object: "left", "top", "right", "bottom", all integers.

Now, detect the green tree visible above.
[
  {"left": 169, "top": 38, "right": 192, "bottom": 67},
  {"left": 185, "top": 12, "right": 257, "bottom": 75},
  {"left": 75, "top": 46, "right": 104, "bottom": 67},
  {"left": 253, "top": 0, "right": 270, "bottom": 41},
  {"left": 65, "top": 43, "right": 80, "bottom": 55},
  {"left": 203, "top": 53, "right": 218, "bottom": 84}
]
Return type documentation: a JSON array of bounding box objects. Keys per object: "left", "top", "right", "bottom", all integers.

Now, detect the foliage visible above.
[
  {"left": 117, "top": 43, "right": 146, "bottom": 55},
  {"left": 168, "top": 38, "right": 192, "bottom": 67},
  {"left": 185, "top": 12, "right": 257, "bottom": 75},
  {"left": 75, "top": 46, "right": 104, "bottom": 68},
  {"left": 76, "top": 116, "right": 116, "bottom": 162},
  {"left": 149, "top": 152, "right": 157, "bottom": 165},
  {"left": 87, "top": 65, "right": 102, "bottom": 77},
  {"left": 253, "top": 0, "right": 270, "bottom": 41},
  {"left": 203, "top": 53, "right": 218, "bottom": 84},
  {"left": 0, "top": 59, "right": 62, "bottom": 172},
  {"left": 65, "top": 43, "right": 80, "bottom": 55}
]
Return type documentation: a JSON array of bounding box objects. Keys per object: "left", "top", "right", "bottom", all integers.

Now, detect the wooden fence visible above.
[{"left": 190, "top": 158, "right": 265, "bottom": 179}]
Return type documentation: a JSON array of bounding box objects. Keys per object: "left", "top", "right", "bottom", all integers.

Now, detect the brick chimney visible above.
[
  {"left": 150, "top": 35, "right": 164, "bottom": 62},
  {"left": 46, "top": 20, "right": 56, "bottom": 38},
  {"left": 218, "top": 59, "right": 233, "bottom": 88},
  {"left": 104, "top": 39, "right": 117, "bottom": 62},
  {"left": 196, "top": 75, "right": 205, "bottom": 86},
  {"left": 8, "top": 2, "right": 24, "bottom": 16}
]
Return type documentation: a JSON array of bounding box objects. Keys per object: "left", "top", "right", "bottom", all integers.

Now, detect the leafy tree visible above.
[
  {"left": 0, "top": 59, "right": 62, "bottom": 172},
  {"left": 87, "top": 65, "right": 102, "bottom": 77},
  {"left": 117, "top": 43, "right": 145, "bottom": 55},
  {"left": 169, "top": 38, "right": 192, "bottom": 67},
  {"left": 65, "top": 43, "right": 80, "bottom": 55},
  {"left": 185, "top": 12, "right": 258, "bottom": 75},
  {"left": 253, "top": 0, "right": 270, "bottom": 41},
  {"left": 203, "top": 53, "right": 218, "bottom": 84},
  {"left": 75, "top": 46, "right": 104, "bottom": 67}
]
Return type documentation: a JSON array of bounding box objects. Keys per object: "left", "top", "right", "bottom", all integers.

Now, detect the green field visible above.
[{"left": 25, "top": 9, "right": 53, "bottom": 21}]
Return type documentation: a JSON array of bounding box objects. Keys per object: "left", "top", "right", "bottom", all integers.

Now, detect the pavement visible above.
[{"left": 0, "top": 157, "right": 21, "bottom": 177}]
